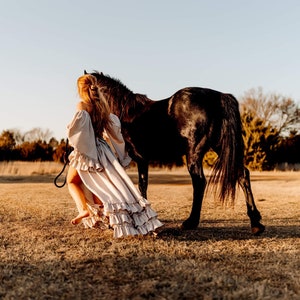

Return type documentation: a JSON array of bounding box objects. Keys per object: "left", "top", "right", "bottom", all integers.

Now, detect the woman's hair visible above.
[{"left": 77, "top": 74, "right": 111, "bottom": 137}]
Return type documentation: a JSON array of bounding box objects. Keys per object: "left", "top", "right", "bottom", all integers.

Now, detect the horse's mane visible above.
[{"left": 91, "top": 71, "right": 152, "bottom": 119}]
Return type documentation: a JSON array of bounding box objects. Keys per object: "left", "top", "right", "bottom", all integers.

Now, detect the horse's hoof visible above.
[
  {"left": 181, "top": 219, "right": 199, "bottom": 230},
  {"left": 251, "top": 224, "right": 265, "bottom": 236}
]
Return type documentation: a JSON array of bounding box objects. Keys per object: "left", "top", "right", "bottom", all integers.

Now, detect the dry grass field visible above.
[{"left": 0, "top": 162, "right": 299, "bottom": 299}]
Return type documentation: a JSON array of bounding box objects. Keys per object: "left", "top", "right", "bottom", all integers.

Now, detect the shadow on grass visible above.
[
  {"left": 0, "top": 173, "right": 192, "bottom": 185},
  {"left": 157, "top": 219, "right": 300, "bottom": 241},
  {"left": 1, "top": 171, "right": 298, "bottom": 185},
  {"left": 0, "top": 174, "right": 58, "bottom": 184}
]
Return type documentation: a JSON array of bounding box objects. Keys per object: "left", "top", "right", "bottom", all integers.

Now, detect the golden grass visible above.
[
  {"left": 0, "top": 163, "right": 299, "bottom": 299},
  {"left": 0, "top": 161, "right": 63, "bottom": 176}
]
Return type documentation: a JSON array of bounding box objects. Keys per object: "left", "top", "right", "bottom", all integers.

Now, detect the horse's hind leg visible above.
[{"left": 239, "top": 167, "right": 265, "bottom": 235}]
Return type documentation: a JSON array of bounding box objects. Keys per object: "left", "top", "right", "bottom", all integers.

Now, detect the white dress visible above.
[{"left": 67, "top": 110, "right": 163, "bottom": 238}]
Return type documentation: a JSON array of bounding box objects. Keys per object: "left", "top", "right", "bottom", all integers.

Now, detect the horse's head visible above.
[
  {"left": 84, "top": 70, "right": 107, "bottom": 85},
  {"left": 84, "top": 69, "right": 103, "bottom": 76},
  {"left": 83, "top": 70, "right": 108, "bottom": 93},
  {"left": 82, "top": 70, "right": 149, "bottom": 121},
  {"left": 83, "top": 70, "right": 130, "bottom": 117}
]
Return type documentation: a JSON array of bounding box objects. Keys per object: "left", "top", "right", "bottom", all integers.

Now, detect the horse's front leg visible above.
[
  {"left": 137, "top": 161, "right": 149, "bottom": 199},
  {"left": 239, "top": 167, "right": 265, "bottom": 235},
  {"left": 182, "top": 164, "right": 206, "bottom": 230}
]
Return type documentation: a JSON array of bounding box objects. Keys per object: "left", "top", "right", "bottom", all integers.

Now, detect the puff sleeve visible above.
[
  {"left": 104, "top": 114, "right": 132, "bottom": 168},
  {"left": 67, "top": 110, "right": 103, "bottom": 171}
]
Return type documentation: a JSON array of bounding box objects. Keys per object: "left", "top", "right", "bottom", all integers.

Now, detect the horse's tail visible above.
[{"left": 209, "top": 93, "right": 244, "bottom": 204}]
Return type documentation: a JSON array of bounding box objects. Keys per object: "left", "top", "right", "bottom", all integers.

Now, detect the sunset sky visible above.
[{"left": 1, "top": 0, "right": 300, "bottom": 140}]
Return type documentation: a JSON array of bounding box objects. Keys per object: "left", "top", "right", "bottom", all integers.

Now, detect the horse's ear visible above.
[{"left": 84, "top": 70, "right": 87, "bottom": 74}]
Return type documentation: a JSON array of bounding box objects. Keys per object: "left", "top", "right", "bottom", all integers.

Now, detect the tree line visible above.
[
  {"left": 0, "top": 128, "right": 68, "bottom": 163},
  {"left": 1, "top": 88, "right": 299, "bottom": 171},
  {"left": 240, "top": 87, "right": 300, "bottom": 170}
]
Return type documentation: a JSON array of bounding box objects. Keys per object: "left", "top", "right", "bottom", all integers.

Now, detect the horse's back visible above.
[
  {"left": 169, "top": 87, "right": 223, "bottom": 110},
  {"left": 167, "top": 87, "right": 224, "bottom": 139}
]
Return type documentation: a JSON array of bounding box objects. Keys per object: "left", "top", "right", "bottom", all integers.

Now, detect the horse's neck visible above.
[{"left": 117, "top": 94, "right": 154, "bottom": 122}]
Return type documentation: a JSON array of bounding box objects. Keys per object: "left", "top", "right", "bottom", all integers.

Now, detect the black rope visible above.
[{"left": 54, "top": 139, "right": 70, "bottom": 188}]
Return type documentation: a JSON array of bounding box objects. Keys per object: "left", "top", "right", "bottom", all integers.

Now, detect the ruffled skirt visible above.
[{"left": 68, "top": 139, "right": 163, "bottom": 238}]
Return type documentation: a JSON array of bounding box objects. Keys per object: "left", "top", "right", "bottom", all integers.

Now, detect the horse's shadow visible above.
[
  {"left": 0, "top": 175, "right": 57, "bottom": 184},
  {"left": 156, "top": 219, "right": 300, "bottom": 241}
]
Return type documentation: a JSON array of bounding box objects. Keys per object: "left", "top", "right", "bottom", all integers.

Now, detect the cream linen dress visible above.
[{"left": 67, "top": 110, "right": 163, "bottom": 238}]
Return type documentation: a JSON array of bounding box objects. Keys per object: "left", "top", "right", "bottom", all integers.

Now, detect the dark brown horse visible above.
[{"left": 87, "top": 70, "right": 265, "bottom": 235}]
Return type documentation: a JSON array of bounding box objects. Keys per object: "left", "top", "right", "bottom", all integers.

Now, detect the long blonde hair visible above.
[{"left": 77, "top": 74, "right": 111, "bottom": 137}]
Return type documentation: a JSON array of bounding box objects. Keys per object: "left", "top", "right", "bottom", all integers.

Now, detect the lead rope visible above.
[{"left": 54, "top": 139, "right": 70, "bottom": 188}]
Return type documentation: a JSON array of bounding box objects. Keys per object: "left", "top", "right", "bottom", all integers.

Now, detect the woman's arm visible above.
[{"left": 105, "top": 114, "right": 132, "bottom": 168}]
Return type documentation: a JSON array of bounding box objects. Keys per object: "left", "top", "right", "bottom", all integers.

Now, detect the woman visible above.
[{"left": 66, "top": 74, "right": 163, "bottom": 238}]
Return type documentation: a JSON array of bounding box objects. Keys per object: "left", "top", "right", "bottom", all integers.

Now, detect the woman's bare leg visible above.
[
  {"left": 67, "top": 166, "right": 90, "bottom": 225},
  {"left": 71, "top": 210, "right": 90, "bottom": 225},
  {"left": 93, "top": 194, "right": 103, "bottom": 206}
]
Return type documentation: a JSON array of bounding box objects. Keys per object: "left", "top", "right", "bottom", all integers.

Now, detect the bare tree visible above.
[
  {"left": 24, "top": 127, "right": 53, "bottom": 143},
  {"left": 241, "top": 87, "right": 300, "bottom": 135}
]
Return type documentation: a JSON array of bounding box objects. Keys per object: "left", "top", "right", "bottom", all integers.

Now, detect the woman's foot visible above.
[{"left": 71, "top": 210, "right": 90, "bottom": 225}]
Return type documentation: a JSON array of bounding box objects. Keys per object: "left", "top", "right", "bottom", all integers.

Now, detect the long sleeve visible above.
[
  {"left": 67, "top": 110, "right": 103, "bottom": 171},
  {"left": 104, "top": 114, "right": 132, "bottom": 168}
]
